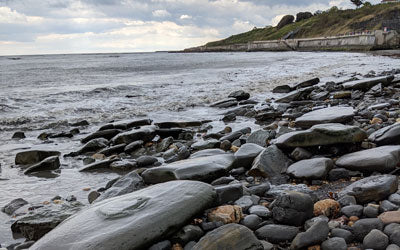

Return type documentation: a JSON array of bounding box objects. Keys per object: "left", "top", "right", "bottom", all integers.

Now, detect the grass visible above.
[{"left": 206, "top": 3, "right": 400, "bottom": 47}]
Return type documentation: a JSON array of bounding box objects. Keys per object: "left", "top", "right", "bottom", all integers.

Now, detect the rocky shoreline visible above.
[{"left": 2, "top": 69, "right": 400, "bottom": 250}]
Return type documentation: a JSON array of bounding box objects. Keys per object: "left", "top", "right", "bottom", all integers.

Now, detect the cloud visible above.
[
  {"left": 180, "top": 15, "right": 192, "bottom": 20},
  {"left": 152, "top": 9, "right": 171, "bottom": 17}
]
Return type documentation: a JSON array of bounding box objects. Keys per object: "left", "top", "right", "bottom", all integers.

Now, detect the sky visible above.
[{"left": 0, "top": 0, "right": 381, "bottom": 55}]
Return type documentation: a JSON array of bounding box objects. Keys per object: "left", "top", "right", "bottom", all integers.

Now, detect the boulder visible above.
[
  {"left": 338, "top": 175, "right": 398, "bottom": 204},
  {"left": 342, "top": 76, "right": 394, "bottom": 91},
  {"left": 192, "top": 224, "right": 263, "bottom": 250},
  {"left": 336, "top": 146, "right": 400, "bottom": 173},
  {"left": 142, "top": 154, "right": 235, "bottom": 184},
  {"left": 30, "top": 181, "right": 216, "bottom": 250},
  {"left": 111, "top": 125, "right": 157, "bottom": 144},
  {"left": 95, "top": 171, "right": 145, "bottom": 202},
  {"left": 246, "top": 130, "right": 275, "bottom": 147},
  {"left": 290, "top": 220, "right": 329, "bottom": 249},
  {"left": 295, "top": 107, "right": 355, "bottom": 128},
  {"left": 24, "top": 156, "right": 60, "bottom": 174},
  {"left": 271, "top": 191, "right": 314, "bottom": 226},
  {"left": 15, "top": 150, "right": 60, "bottom": 165},
  {"left": 369, "top": 123, "right": 400, "bottom": 146},
  {"left": 248, "top": 145, "right": 292, "bottom": 178},
  {"left": 233, "top": 143, "right": 264, "bottom": 169},
  {"left": 277, "top": 15, "right": 295, "bottom": 29},
  {"left": 255, "top": 224, "right": 299, "bottom": 243},
  {"left": 287, "top": 158, "right": 333, "bottom": 180},
  {"left": 274, "top": 123, "right": 366, "bottom": 148}
]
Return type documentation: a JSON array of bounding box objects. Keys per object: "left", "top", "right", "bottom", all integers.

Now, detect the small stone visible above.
[
  {"left": 352, "top": 218, "right": 384, "bottom": 241},
  {"left": 241, "top": 214, "right": 262, "bottom": 230},
  {"left": 321, "top": 237, "right": 347, "bottom": 250},
  {"left": 290, "top": 221, "right": 330, "bottom": 249},
  {"left": 12, "top": 132, "right": 26, "bottom": 139},
  {"left": 272, "top": 191, "right": 314, "bottom": 226},
  {"left": 88, "top": 191, "right": 100, "bottom": 204},
  {"left": 2, "top": 198, "right": 28, "bottom": 215},
  {"left": 330, "top": 228, "right": 354, "bottom": 243},
  {"left": 380, "top": 200, "right": 399, "bottom": 213},
  {"left": 290, "top": 147, "right": 312, "bottom": 161},
  {"left": 249, "top": 205, "right": 271, "bottom": 218},
  {"left": 234, "top": 196, "right": 254, "bottom": 212},
  {"left": 363, "top": 203, "right": 380, "bottom": 218},
  {"left": 379, "top": 211, "right": 400, "bottom": 224},
  {"left": 314, "top": 199, "right": 341, "bottom": 218},
  {"left": 148, "top": 240, "right": 172, "bottom": 250},
  {"left": 208, "top": 205, "right": 243, "bottom": 224},
  {"left": 341, "top": 205, "right": 363, "bottom": 218},
  {"left": 255, "top": 224, "right": 299, "bottom": 243},
  {"left": 220, "top": 140, "right": 232, "bottom": 151},
  {"left": 363, "top": 229, "right": 388, "bottom": 250}
]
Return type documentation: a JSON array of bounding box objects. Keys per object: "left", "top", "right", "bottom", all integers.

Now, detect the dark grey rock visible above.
[
  {"left": 380, "top": 200, "right": 399, "bottom": 213},
  {"left": 142, "top": 154, "right": 235, "bottom": 184},
  {"left": 111, "top": 125, "right": 157, "bottom": 144},
  {"left": 172, "top": 225, "right": 204, "bottom": 245},
  {"left": 267, "top": 184, "right": 316, "bottom": 201},
  {"left": 295, "top": 107, "right": 355, "bottom": 128},
  {"left": 342, "top": 76, "right": 394, "bottom": 91},
  {"left": 387, "top": 244, "right": 400, "bottom": 250},
  {"left": 210, "top": 98, "right": 238, "bottom": 109},
  {"left": 336, "top": 146, "right": 400, "bottom": 173},
  {"left": 220, "top": 127, "right": 251, "bottom": 142},
  {"left": 88, "top": 191, "right": 100, "bottom": 204},
  {"left": 12, "top": 132, "right": 26, "bottom": 139},
  {"left": 304, "top": 216, "right": 329, "bottom": 230},
  {"left": 287, "top": 158, "right": 333, "bottom": 180},
  {"left": 390, "top": 229, "right": 400, "bottom": 246},
  {"left": 290, "top": 147, "right": 312, "bottom": 161},
  {"left": 148, "top": 240, "right": 171, "bottom": 250},
  {"left": 124, "top": 140, "right": 143, "bottom": 153},
  {"left": 81, "top": 129, "right": 121, "bottom": 143},
  {"left": 192, "top": 224, "right": 263, "bottom": 250},
  {"left": 100, "top": 119, "right": 152, "bottom": 130},
  {"left": 190, "top": 149, "right": 227, "bottom": 159},
  {"left": 79, "top": 159, "right": 116, "bottom": 172},
  {"left": 338, "top": 175, "right": 398, "bottom": 204},
  {"left": 248, "top": 145, "right": 292, "bottom": 178},
  {"left": 241, "top": 214, "right": 262, "bottom": 230},
  {"left": 321, "top": 237, "right": 347, "bottom": 250},
  {"left": 15, "top": 150, "right": 60, "bottom": 165},
  {"left": 97, "top": 144, "right": 126, "bottom": 156},
  {"left": 273, "top": 85, "right": 292, "bottom": 93},
  {"left": 234, "top": 143, "right": 264, "bottom": 169},
  {"left": 338, "top": 195, "right": 357, "bottom": 207},
  {"left": 215, "top": 183, "right": 243, "bottom": 205},
  {"left": 290, "top": 220, "right": 329, "bottom": 249},
  {"left": 235, "top": 196, "right": 255, "bottom": 212},
  {"left": 220, "top": 140, "right": 232, "bottom": 151},
  {"left": 247, "top": 130, "right": 275, "bottom": 147},
  {"left": 30, "top": 181, "right": 216, "bottom": 250},
  {"left": 271, "top": 191, "right": 314, "bottom": 226},
  {"left": 329, "top": 168, "right": 350, "bottom": 181},
  {"left": 211, "top": 176, "right": 235, "bottom": 185},
  {"left": 389, "top": 193, "right": 400, "bottom": 206},
  {"left": 274, "top": 123, "right": 366, "bottom": 148},
  {"left": 136, "top": 156, "right": 158, "bottom": 167},
  {"left": 77, "top": 138, "right": 109, "bottom": 154},
  {"left": 249, "top": 205, "right": 271, "bottom": 218},
  {"left": 363, "top": 229, "right": 389, "bottom": 250},
  {"left": 260, "top": 241, "right": 274, "bottom": 250},
  {"left": 341, "top": 205, "right": 363, "bottom": 217},
  {"left": 228, "top": 90, "right": 250, "bottom": 101},
  {"left": 331, "top": 228, "right": 354, "bottom": 243},
  {"left": 364, "top": 203, "right": 380, "bottom": 218},
  {"left": 109, "top": 160, "right": 137, "bottom": 171},
  {"left": 191, "top": 139, "right": 219, "bottom": 150},
  {"left": 24, "top": 156, "right": 60, "bottom": 174},
  {"left": 2, "top": 198, "right": 28, "bottom": 215},
  {"left": 352, "top": 218, "right": 384, "bottom": 241},
  {"left": 275, "top": 86, "right": 314, "bottom": 103},
  {"left": 384, "top": 223, "right": 400, "bottom": 236},
  {"left": 255, "top": 224, "right": 299, "bottom": 243},
  {"left": 248, "top": 183, "right": 270, "bottom": 196}
]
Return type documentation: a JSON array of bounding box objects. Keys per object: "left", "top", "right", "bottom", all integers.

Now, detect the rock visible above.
[
  {"left": 15, "top": 150, "right": 60, "bottom": 165},
  {"left": 369, "top": 123, "right": 400, "bottom": 146},
  {"left": 208, "top": 205, "right": 243, "bottom": 224},
  {"left": 142, "top": 154, "right": 235, "bottom": 184},
  {"left": 248, "top": 145, "right": 292, "bottom": 178},
  {"left": 249, "top": 205, "right": 271, "bottom": 218},
  {"left": 111, "top": 125, "right": 157, "bottom": 144},
  {"left": 234, "top": 143, "right": 264, "bottom": 169},
  {"left": 321, "top": 237, "right": 347, "bottom": 250},
  {"left": 313, "top": 199, "right": 340, "bottom": 218},
  {"left": 364, "top": 203, "right": 380, "bottom": 218},
  {"left": 220, "top": 127, "right": 251, "bottom": 142},
  {"left": 274, "top": 123, "right": 366, "bottom": 148},
  {"left": 338, "top": 195, "right": 357, "bottom": 207},
  {"left": 271, "top": 191, "right": 314, "bottom": 226},
  {"left": 11, "top": 201, "right": 83, "bottom": 241},
  {"left": 387, "top": 244, "right": 400, "bottom": 250},
  {"left": 295, "top": 107, "right": 355, "bottom": 128},
  {"left": 379, "top": 211, "right": 400, "bottom": 224},
  {"left": 23, "top": 156, "right": 60, "bottom": 174},
  {"left": 293, "top": 78, "right": 320, "bottom": 89},
  {"left": 30, "top": 181, "right": 216, "bottom": 250},
  {"left": 330, "top": 228, "right": 354, "bottom": 243},
  {"left": 341, "top": 205, "right": 363, "bottom": 217},
  {"left": 260, "top": 241, "right": 274, "bottom": 250},
  {"left": 88, "top": 191, "right": 100, "bottom": 204},
  {"left": 255, "top": 224, "right": 299, "bottom": 243},
  {"left": 241, "top": 214, "right": 262, "bottom": 230},
  {"left": 247, "top": 130, "right": 275, "bottom": 147},
  {"left": 342, "top": 76, "right": 394, "bottom": 91},
  {"left": 275, "top": 87, "right": 314, "bottom": 103},
  {"left": 389, "top": 193, "right": 400, "bottom": 206},
  {"left": 81, "top": 129, "right": 121, "bottom": 143},
  {"left": 234, "top": 196, "right": 255, "bottom": 212},
  {"left": 220, "top": 140, "right": 232, "bottom": 151},
  {"left": 190, "top": 149, "right": 227, "bottom": 159},
  {"left": 380, "top": 200, "right": 399, "bottom": 212},
  {"left": 273, "top": 85, "right": 292, "bottom": 93},
  {"left": 149, "top": 241, "right": 172, "bottom": 250},
  {"left": 248, "top": 183, "right": 270, "bottom": 196},
  {"left": 210, "top": 98, "right": 238, "bottom": 108},
  {"left": 79, "top": 159, "right": 116, "bottom": 172},
  {"left": 287, "top": 158, "right": 333, "bottom": 180},
  {"left": 277, "top": 15, "right": 294, "bottom": 29},
  {"left": 328, "top": 168, "right": 350, "bottom": 181},
  {"left": 95, "top": 171, "right": 145, "bottom": 202},
  {"left": 228, "top": 90, "right": 250, "bottom": 101},
  {"left": 352, "top": 218, "right": 384, "bottom": 241},
  {"left": 214, "top": 183, "right": 243, "bottom": 205},
  {"left": 136, "top": 155, "right": 158, "bottom": 167},
  {"left": 363, "top": 229, "right": 389, "bottom": 250},
  {"left": 267, "top": 184, "right": 316, "bottom": 201},
  {"left": 172, "top": 225, "right": 204, "bottom": 245},
  {"left": 191, "top": 139, "right": 219, "bottom": 150},
  {"left": 336, "top": 146, "right": 400, "bottom": 173},
  {"left": 192, "top": 224, "right": 263, "bottom": 250},
  {"left": 76, "top": 138, "right": 109, "bottom": 155},
  {"left": 1, "top": 198, "right": 28, "bottom": 215},
  {"left": 97, "top": 144, "right": 126, "bottom": 156},
  {"left": 290, "top": 221, "right": 329, "bottom": 249},
  {"left": 109, "top": 160, "right": 137, "bottom": 171},
  {"left": 124, "top": 140, "right": 143, "bottom": 153},
  {"left": 290, "top": 147, "right": 312, "bottom": 161},
  {"left": 155, "top": 121, "right": 204, "bottom": 129},
  {"left": 12, "top": 131, "right": 26, "bottom": 139},
  {"left": 70, "top": 120, "right": 89, "bottom": 127}
]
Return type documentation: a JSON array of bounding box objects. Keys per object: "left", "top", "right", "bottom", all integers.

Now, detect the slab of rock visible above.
[
  {"left": 24, "top": 156, "right": 60, "bottom": 174},
  {"left": 190, "top": 149, "right": 227, "bottom": 159},
  {"left": 76, "top": 138, "right": 109, "bottom": 155},
  {"left": 81, "top": 129, "right": 121, "bottom": 143},
  {"left": 142, "top": 154, "right": 235, "bottom": 184},
  {"left": 155, "top": 121, "right": 204, "bottom": 129},
  {"left": 192, "top": 224, "right": 263, "bottom": 250},
  {"left": 210, "top": 98, "right": 238, "bottom": 108},
  {"left": 248, "top": 145, "right": 292, "bottom": 178},
  {"left": 228, "top": 90, "right": 250, "bottom": 101},
  {"left": 287, "top": 158, "right": 333, "bottom": 180},
  {"left": 30, "top": 181, "right": 216, "bottom": 250},
  {"left": 1, "top": 198, "right": 28, "bottom": 215},
  {"left": 233, "top": 143, "right": 264, "bottom": 169},
  {"left": 255, "top": 224, "right": 299, "bottom": 243},
  {"left": 111, "top": 125, "right": 157, "bottom": 144},
  {"left": 100, "top": 119, "right": 152, "bottom": 130},
  {"left": 369, "top": 123, "right": 400, "bottom": 146},
  {"left": 246, "top": 130, "right": 275, "bottom": 147},
  {"left": 79, "top": 159, "right": 117, "bottom": 172},
  {"left": 271, "top": 191, "right": 314, "bottom": 226},
  {"left": 15, "top": 150, "right": 61, "bottom": 165},
  {"left": 338, "top": 175, "right": 398, "bottom": 204},
  {"left": 208, "top": 205, "right": 243, "bottom": 224},
  {"left": 191, "top": 139, "right": 219, "bottom": 150},
  {"left": 290, "top": 220, "right": 329, "bottom": 249},
  {"left": 342, "top": 76, "right": 394, "bottom": 91},
  {"left": 274, "top": 123, "right": 366, "bottom": 148},
  {"left": 275, "top": 87, "right": 314, "bottom": 103},
  {"left": 295, "top": 107, "right": 355, "bottom": 128},
  {"left": 336, "top": 146, "right": 400, "bottom": 173}
]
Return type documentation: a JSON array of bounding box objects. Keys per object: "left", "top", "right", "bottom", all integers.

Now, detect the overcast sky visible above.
[{"left": 0, "top": 0, "right": 381, "bottom": 55}]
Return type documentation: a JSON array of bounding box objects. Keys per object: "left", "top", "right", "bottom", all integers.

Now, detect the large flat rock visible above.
[
  {"left": 287, "top": 158, "right": 333, "bottom": 180},
  {"left": 295, "top": 107, "right": 355, "bottom": 128},
  {"left": 342, "top": 76, "right": 394, "bottom": 91},
  {"left": 110, "top": 125, "right": 157, "bottom": 144},
  {"left": 15, "top": 150, "right": 60, "bottom": 165},
  {"left": 274, "top": 123, "right": 366, "bottom": 148},
  {"left": 336, "top": 146, "right": 400, "bottom": 172},
  {"left": 30, "top": 180, "right": 216, "bottom": 250},
  {"left": 142, "top": 154, "right": 235, "bottom": 184},
  {"left": 369, "top": 123, "right": 400, "bottom": 146},
  {"left": 338, "top": 175, "right": 398, "bottom": 204}
]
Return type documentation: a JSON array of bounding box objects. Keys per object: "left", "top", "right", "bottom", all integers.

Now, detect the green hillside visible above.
[{"left": 206, "top": 3, "right": 400, "bottom": 47}]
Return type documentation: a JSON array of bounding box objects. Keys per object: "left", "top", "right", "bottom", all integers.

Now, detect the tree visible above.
[{"left": 350, "top": 0, "right": 364, "bottom": 7}]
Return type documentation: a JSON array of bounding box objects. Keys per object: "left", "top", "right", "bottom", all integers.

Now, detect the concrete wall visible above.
[{"left": 183, "top": 30, "right": 399, "bottom": 52}]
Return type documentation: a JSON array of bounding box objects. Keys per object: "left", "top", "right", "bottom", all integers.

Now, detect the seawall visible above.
[{"left": 184, "top": 30, "right": 400, "bottom": 52}]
